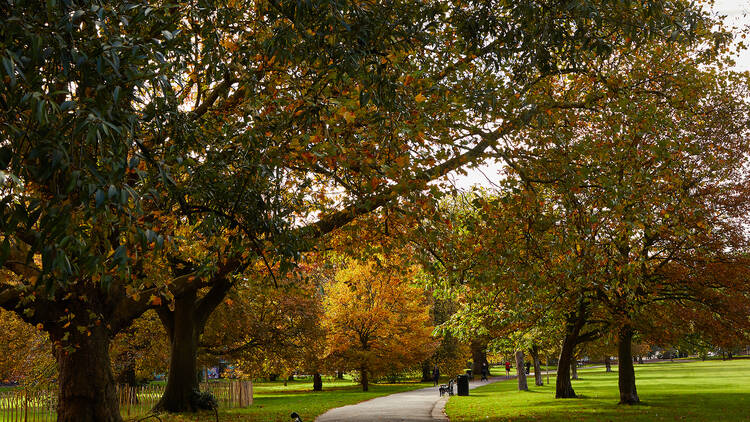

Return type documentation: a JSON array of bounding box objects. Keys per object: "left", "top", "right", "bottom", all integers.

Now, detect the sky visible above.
[{"left": 448, "top": 0, "right": 750, "bottom": 190}]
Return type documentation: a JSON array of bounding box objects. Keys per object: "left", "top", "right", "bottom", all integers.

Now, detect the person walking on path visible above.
[
  {"left": 432, "top": 365, "right": 440, "bottom": 386},
  {"left": 525, "top": 361, "right": 531, "bottom": 375},
  {"left": 504, "top": 361, "right": 511, "bottom": 378},
  {"left": 481, "top": 362, "right": 489, "bottom": 381}
]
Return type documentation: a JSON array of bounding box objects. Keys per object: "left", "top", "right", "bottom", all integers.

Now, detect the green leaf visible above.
[
  {"left": 60, "top": 100, "right": 77, "bottom": 111},
  {"left": 95, "top": 189, "right": 105, "bottom": 208},
  {"left": 2, "top": 57, "right": 15, "bottom": 87},
  {"left": 0, "top": 146, "right": 11, "bottom": 170}
]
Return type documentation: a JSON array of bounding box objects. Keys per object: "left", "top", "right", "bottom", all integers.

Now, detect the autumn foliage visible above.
[{"left": 322, "top": 258, "right": 435, "bottom": 391}]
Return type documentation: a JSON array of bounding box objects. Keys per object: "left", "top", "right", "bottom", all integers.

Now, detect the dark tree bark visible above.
[
  {"left": 360, "top": 364, "right": 369, "bottom": 392},
  {"left": 554, "top": 296, "right": 606, "bottom": 398},
  {"left": 515, "top": 350, "right": 528, "bottom": 391},
  {"left": 529, "top": 345, "right": 543, "bottom": 386},
  {"left": 154, "top": 278, "right": 232, "bottom": 412},
  {"left": 605, "top": 356, "right": 612, "bottom": 372},
  {"left": 556, "top": 325, "right": 580, "bottom": 397},
  {"left": 313, "top": 373, "right": 323, "bottom": 391},
  {"left": 1, "top": 279, "right": 153, "bottom": 422},
  {"left": 617, "top": 325, "right": 640, "bottom": 405},
  {"left": 470, "top": 339, "right": 488, "bottom": 378},
  {"left": 421, "top": 361, "right": 432, "bottom": 382},
  {"left": 53, "top": 325, "right": 122, "bottom": 422},
  {"left": 154, "top": 290, "right": 202, "bottom": 412},
  {"left": 337, "top": 371, "right": 344, "bottom": 380}
]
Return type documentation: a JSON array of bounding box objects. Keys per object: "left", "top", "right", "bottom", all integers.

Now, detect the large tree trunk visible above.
[
  {"left": 515, "top": 350, "right": 528, "bottom": 391},
  {"left": 470, "top": 339, "right": 487, "bottom": 378},
  {"left": 556, "top": 301, "right": 588, "bottom": 399},
  {"left": 556, "top": 331, "right": 578, "bottom": 398},
  {"left": 617, "top": 325, "right": 640, "bottom": 405},
  {"left": 529, "top": 345, "right": 543, "bottom": 386},
  {"left": 313, "top": 373, "right": 323, "bottom": 391},
  {"left": 155, "top": 291, "right": 202, "bottom": 412},
  {"left": 54, "top": 325, "right": 122, "bottom": 422},
  {"left": 360, "top": 364, "right": 369, "bottom": 392},
  {"left": 154, "top": 278, "right": 233, "bottom": 412}
]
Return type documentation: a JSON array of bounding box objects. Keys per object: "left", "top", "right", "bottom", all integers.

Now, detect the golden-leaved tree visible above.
[
  {"left": 322, "top": 258, "right": 435, "bottom": 391},
  {"left": 0, "top": 309, "right": 54, "bottom": 385}
]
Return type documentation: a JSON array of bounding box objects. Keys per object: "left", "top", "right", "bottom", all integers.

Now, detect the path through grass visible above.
[
  {"left": 158, "top": 380, "right": 430, "bottom": 422},
  {"left": 447, "top": 359, "right": 750, "bottom": 421}
]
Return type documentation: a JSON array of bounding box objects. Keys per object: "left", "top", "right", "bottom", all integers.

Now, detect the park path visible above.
[{"left": 315, "top": 376, "right": 510, "bottom": 422}]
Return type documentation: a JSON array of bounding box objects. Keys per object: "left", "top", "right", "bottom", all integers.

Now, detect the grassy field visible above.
[
  {"left": 1, "top": 378, "right": 429, "bottom": 422},
  {"left": 157, "top": 380, "right": 430, "bottom": 422},
  {"left": 447, "top": 359, "right": 750, "bottom": 421}
]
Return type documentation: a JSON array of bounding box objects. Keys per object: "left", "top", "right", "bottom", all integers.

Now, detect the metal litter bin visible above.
[{"left": 457, "top": 374, "right": 469, "bottom": 396}]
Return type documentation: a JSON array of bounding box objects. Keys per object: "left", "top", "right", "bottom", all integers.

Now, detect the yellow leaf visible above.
[
  {"left": 150, "top": 295, "right": 162, "bottom": 306},
  {"left": 342, "top": 110, "right": 356, "bottom": 124},
  {"left": 415, "top": 93, "right": 427, "bottom": 103}
]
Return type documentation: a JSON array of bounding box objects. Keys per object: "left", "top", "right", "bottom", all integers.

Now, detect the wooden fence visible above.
[
  {"left": 1, "top": 380, "right": 253, "bottom": 421},
  {"left": 201, "top": 380, "right": 253, "bottom": 408},
  {"left": 0, "top": 389, "right": 56, "bottom": 422}
]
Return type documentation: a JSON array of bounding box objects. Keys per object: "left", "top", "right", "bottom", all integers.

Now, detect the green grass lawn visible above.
[
  {"left": 1, "top": 378, "right": 428, "bottom": 422},
  {"left": 447, "top": 359, "right": 750, "bottom": 421},
  {"left": 158, "top": 381, "right": 430, "bottom": 422}
]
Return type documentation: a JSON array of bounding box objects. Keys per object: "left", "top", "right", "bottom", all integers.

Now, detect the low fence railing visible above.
[{"left": 0, "top": 380, "right": 253, "bottom": 421}]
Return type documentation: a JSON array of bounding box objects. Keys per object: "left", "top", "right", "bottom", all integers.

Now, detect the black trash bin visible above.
[{"left": 457, "top": 374, "right": 469, "bottom": 396}]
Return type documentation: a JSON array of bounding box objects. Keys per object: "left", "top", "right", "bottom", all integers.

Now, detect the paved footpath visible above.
[{"left": 315, "top": 376, "right": 511, "bottom": 422}]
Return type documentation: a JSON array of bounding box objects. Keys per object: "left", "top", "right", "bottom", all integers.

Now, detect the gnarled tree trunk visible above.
[
  {"left": 617, "top": 325, "right": 639, "bottom": 404},
  {"left": 515, "top": 350, "right": 528, "bottom": 391},
  {"left": 54, "top": 325, "right": 122, "bottom": 422}
]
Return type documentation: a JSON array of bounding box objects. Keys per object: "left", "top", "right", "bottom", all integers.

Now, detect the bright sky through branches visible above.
[{"left": 448, "top": 0, "right": 750, "bottom": 190}]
